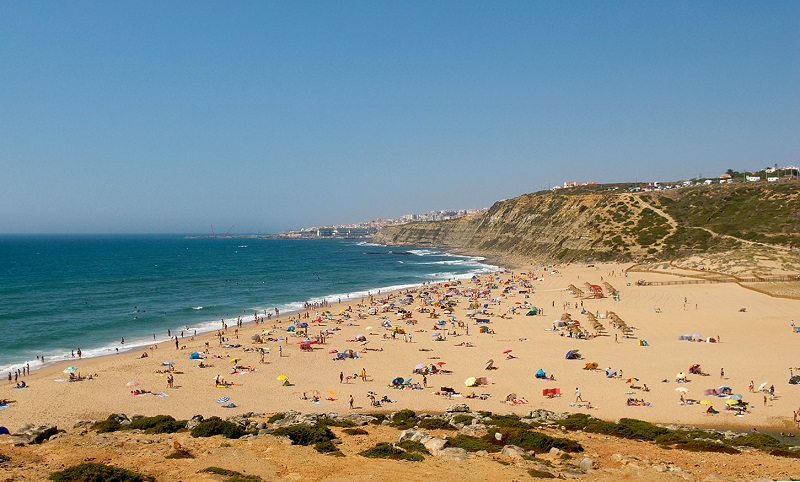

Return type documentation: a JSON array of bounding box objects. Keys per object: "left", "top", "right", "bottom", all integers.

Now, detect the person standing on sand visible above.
[
  {"left": 175, "top": 337, "right": 179, "bottom": 350},
  {"left": 340, "top": 371, "right": 344, "bottom": 384},
  {"left": 720, "top": 368, "right": 724, "bottom": 379},
  {"left": 575, "top": 387, "right": 584, "bottom": 403},
  {"left": 349, "top": 395, "right": 354, "bottom": 409},
  {"left": 361, "top": 368, "right": 367, "bottom": 382}
]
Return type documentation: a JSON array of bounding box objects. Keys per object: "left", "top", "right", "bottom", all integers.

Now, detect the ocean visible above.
[{"left": 0, "top": 235, "right": 498, "bottom": 375}]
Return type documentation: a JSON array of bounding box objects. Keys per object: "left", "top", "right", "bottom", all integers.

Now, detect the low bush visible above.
[
  {"left": 390, "top": 409, "right": 418, "bottom": 429},
  {"left": 313, "top": 440, "right": 341, "bottom": 454},
  {"left": 49, "top": 463, "right": 154, "bottom": 482},
  {"left": 190, "top": 417, "right": 245, "bottom": 439},
  {"left": 769, "top": 449, "right": 800, "bottom": 458},
  {"left": 273, "top": 424, "right": 335, "bottom": 446},
  {"left": 125, "top": 415, "right": 186, "bottom": 434},
  {"left": 416, "top": 418, "right": 454, "bottom": 430},
  {"left": 267, "top": 413, "right": 285, "bottom": 423},
  {"left": 445, "top": 434, "right": 501, "bottom": 453},
  {"left": 487, "top": 414, "right": 530, "bottom": 429},
  {"left": 343, "top": 428, "right": 369, "bottom": 436},
  {"left": 316, "top": 417, "right": 355, "bottom": 428},
  {"left": 200, "top": 466, "right": 263, "bottom": 481},
  {"left": 93, "top": 415, "right": 123, "bottom": 433},
  {"left": 493, "top": 429, "right": 583, "bottom": 454},
  {"left": 452, "top": 414, "right": 474, "bottom": 425},
  {"left": 396, "top": 440, "right": 430, "bottom": 455},
  {"left": 359, "top": 443, "right": 424, "bottom": 461},
  {"left": 528, "top": 468, "right": 556, "bottom": 478},
  {"left": 367, "top": 413, "right": 387, "bottom": 424},
  {"left": 728, "top": 433, "right": 782, "bottom": 450}
]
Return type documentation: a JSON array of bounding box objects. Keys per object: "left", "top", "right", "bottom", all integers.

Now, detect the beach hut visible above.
[
  {"left": 535, "top": 369, "right": 547, "bottom": 379},
  {"left": 565, "top": 350, "right": 581, "bottom": 360}
]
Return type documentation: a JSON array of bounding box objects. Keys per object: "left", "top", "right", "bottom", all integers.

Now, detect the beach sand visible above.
[{"left": 2, "top": 262, "right": 799, "bottom": 436}]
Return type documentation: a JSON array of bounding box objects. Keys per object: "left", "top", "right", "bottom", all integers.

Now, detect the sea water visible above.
[{"left": 0, "top": 235, "right": 498, "bottom": 374}]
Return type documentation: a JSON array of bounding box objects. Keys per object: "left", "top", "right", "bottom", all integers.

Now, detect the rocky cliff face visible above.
[{"left": 374, "top": 181, "right": 800, "bottom": 263}]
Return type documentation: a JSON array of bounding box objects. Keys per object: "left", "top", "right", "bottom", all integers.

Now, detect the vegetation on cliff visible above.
[{"left": 373, "top": 181, "right": 799, "bottom": 263}]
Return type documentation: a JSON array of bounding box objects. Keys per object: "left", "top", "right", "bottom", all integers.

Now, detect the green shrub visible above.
[
  {"left": 200, "top": 466, "right": 262, "bottom": 481},
  {"left": 49, "top": 463, "right": 154, "bottom": 482},
  {"left": 93, "top": 415, "right": 123, "bottom": 433},
  {"left": 125, "top": 415, "right": 186, "bottom": 434},
  {"left": 367, "top": 413, "right": 387, "bottom": 424},
  {"left": 728, "top": 433, "right": 782, "bottom": 450},
  {"left": 390, "top": 409, "right": 418, "bottom": 429},
  {"left": 616, "top": 418, "right": 670, "bottom": 441},
  {"left": 446, "top": 434, "right": 500, "bottom": 453},
  {"left": 267, "top": 413, "right": 285, "bottom": 423},
  {"left": 417, "top": 418, "right": 454, "bottom": 430},
  {"left": 452, "top": 414, "right": 474, "bottom": 425},
  {"left": 313, "top": 440, "right": 341, "bottom": 454},
  {"left": 397, "top": 440, "right": 431, "bottom": 455},
  {"left": 0, "top": 453, "right": 9, "bottom": 463},
  {"left": 343, "top": 428, "right": 369, "bottom": 436},
  {"left": 272, "top": 424, "right": 335, "bottom": 446},
  {"left": 190, "top": 417, "right": 245, "bottom": 439},
  {"left": 769, "top": 449, "right": 800, "bottom": 458},
  {"left": 359, "top": 443, "right": 424, "bottom": 461},
  {"left": 496, "top": 429, "right": 583, "bottom": 454}
]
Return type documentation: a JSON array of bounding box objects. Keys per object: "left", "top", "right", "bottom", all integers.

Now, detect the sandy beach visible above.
[{"left": 2, "top": 262, "right": 799, "bottom": 437}]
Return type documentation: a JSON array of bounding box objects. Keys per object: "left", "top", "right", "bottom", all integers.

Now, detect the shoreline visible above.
[
  {"left": 2, "top": 260, "right": 799, "bottom": 440},
  {"left": 0, "top": 247, "right": 502, "bottom": 376}
]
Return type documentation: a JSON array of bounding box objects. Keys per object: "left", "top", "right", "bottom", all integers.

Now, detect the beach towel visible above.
[{"left": 154, "top": 392, "right": 168, "bottom": 397}]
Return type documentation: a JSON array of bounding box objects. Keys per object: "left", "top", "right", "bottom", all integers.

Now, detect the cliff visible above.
[{"left": 373, "top": 181, "right": 800, "bottom": 265}]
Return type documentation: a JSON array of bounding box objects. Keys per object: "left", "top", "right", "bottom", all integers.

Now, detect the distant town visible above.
[
  {"left": 556, "top": 164, "right": 799, "bottom": 192},
  {"left": 277, "top": 208, "right": 488, "bottom": 239}
]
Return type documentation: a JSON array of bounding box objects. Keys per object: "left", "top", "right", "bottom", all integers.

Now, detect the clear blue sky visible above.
[{"left": 1, "top": 2, "right": 798, "bottom": 234}]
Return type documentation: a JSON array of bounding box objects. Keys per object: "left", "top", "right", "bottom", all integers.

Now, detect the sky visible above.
[{"left": 1, "top": 2, "right": 798, "bottom": 234}]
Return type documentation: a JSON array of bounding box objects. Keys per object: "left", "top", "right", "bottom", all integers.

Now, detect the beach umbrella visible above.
[
  {"left": 415, "top": 363, "right": 426, "bottom": 371},
  {"left": 627, "top": 378, "right": 639, "bottom": 383},
  {"left": 676, "top": 372, "right": 686, "bottom": 378},
  {"left": 699, "top": 400, "right": 712, "bottom": 405},
  {"left": 725, "top": 399, "right": 739, "bottom": 406},
  {"left": 276, "top": 375, "right": 288, "bottom": 381},
  {"left": 126, "top": 381, "right": 139, "bottom": 386},
  {"left": 729, "top": 394, "right": 743, "bottom": 400},
  {"left": 328, "top": 390, "right": 337, "bottom": 395},
  {"left": 163, "top": 361, "right": 174, "bottom": 366},
  {"left": 503, "top": 349, "right": 513, "bottom": 354},
  {"left": 758, "top": 382, "right": 769, "bottom": 391},
  {"left": 675, "top": 387, "right": 689, "bottom": 393},
  {"left": 251, "top": 334, "right": 260, "bottom": 340},
  {"left": 365, "top": 326, "right": 372, "bottom": 330},
  {"left": 217, "top": 396, "right": 230, "bottom": 404},
  {"left": 230, "top": 358, "right": 241, "bottom": 364},
  {"left": 63, "top": 366, "right": 77, "bottom": 374},
  {"left": 436, "top": 362, "right": 446, "bottom": 366},
  {"left": 465, "top": 377, "right": 477, "bottom": 387}
]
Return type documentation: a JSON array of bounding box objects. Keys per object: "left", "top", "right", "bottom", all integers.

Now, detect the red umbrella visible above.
[
  {"left": 436, "top": 362, "right": 446, "bottom": 366},
  {"left": 503, "top": 349, "right": 513, "bottom": 354}
]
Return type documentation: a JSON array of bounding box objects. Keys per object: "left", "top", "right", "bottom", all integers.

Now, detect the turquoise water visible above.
[{"left": 0, "top": 235, "right": 497, "bottom": 374}]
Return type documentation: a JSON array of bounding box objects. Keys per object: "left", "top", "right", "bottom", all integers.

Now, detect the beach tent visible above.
[
  {"left": 189, "top": 352, "right": 202, "bottom": 360},
  {"left": 638, "top": 340, "right": 649, "bottom": 346},
  {"left": 392, "top": 377, "right": 404, "bottom": 387},
  {"left": 706, "top": 337, "right": 717, "bottom": 343},
  {"left": 0, "top": 426, "right": 9, "bottom": 435},
  {"left": 565, "top": 350, "right": 581, "bottom": 360},
  {"left": 526, "top": 308, "right": 538, "bottom": 316},
  {"left": 484, "top": 359, "right": 494, "bottom": 370},
  {"left": 286, "top": 325, "right": 296, "bottom": 332},
  {"left": 535, "top": 369, "right": 547, "bottom": 379},
  {"left": 789, "top": 376, "right": 800, "bottom": 385},
  {"left": 583, "top": 362, "right": 598, "bottom": 370}
]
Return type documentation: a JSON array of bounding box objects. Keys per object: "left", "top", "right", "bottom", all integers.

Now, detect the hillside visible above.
[{"left": 373, "top": 181, "right": 800, "bottom": 269}]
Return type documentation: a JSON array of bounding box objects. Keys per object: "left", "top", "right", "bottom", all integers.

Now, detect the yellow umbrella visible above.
[
  {"left": 464, "top": 377, "right": 477, "bottom": 387},
  {"left": 699, "top": 399, "right": 712, "bottom": 405},
  {"left": 276, "top": 375, "right": 288, "bottom": 381},
  {"left": 230, "top": 358, "right": 241, "bottom": 364},
  {"left": 328, "top": 390, "right": 337, "bottom": 395},
  {"left": 725, "top": 399, "right": 739, "bottom": 405}
]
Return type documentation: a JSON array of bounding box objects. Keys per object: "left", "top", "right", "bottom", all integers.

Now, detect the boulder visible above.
[
  {"left": 501, "top": 445, "right": 527, "bottom": 459},
  {"left": 579, "top": 457, "right": 594, "bottom": 472},
  {"left": 186, "top": 415, "right": 204, "bottom": 430},
  {"left": 437, "top": 447, "right": 469, "bottom": 460},
  {"left": 445, "top": 403, "right": 470, "bottom": 413},
  {"left": 549, "top": 447, "right": 562, "bottom": 456},
  {"left": 13, "top": 424, "right": 60, "bottom": 445},
  {"left": 423, "top": 437, "right": 447, "bottom": 453}
]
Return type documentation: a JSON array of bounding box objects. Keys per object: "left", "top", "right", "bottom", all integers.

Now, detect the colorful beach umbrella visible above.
[
  {"left": 63, "top": 366, "right": 77, "bottom": 374},
  {"left": 276, "top": 375, "right": 288, "bottom": 381},
  {"left": 464, "top": 377, "right": 477, "bottom": 387},
  {"left": 725, "top": 399, "right": 739, "bottom": 405},
  {"left": 699, "top": 399, "right": 712, "bottom": 405},
  {"left": 503, "top": 349, "right": 513, "bottom": 354},
  {"left": 217, "top": 396, "right": 230, "bottom": 404},
  {"left": 230, "top": 358, "right": 241, "bottom": 364}
]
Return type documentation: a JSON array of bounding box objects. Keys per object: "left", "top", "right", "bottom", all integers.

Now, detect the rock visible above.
[
  {"left": 423, "top": 437, "right": 447, "bottom": 453},
  {"left": 257, "top": 428, "right": 274, "bottom": 436},
  {"left": 653, "top": 464, "right": 668, "bottom": 473},
  {"left": 255, "top": 422, "right": 267, "bottom": 430},
  {"left": 476, "top": 450, "right": 489, "bottom": 456},
  {"left": 501, "top": 445, "right": 527, "bottom": 459},
  {"left": 13, "top": 424, "right": 59, "bottom": 445},
  {"left": 445, "top": 403, "right": 470, "bottom": 413},
  {"left": 437, "top": 447, "right": 469, "bottom": 460},
  {"left": 579, "top": 457, "right": 594, "bottom": 472},
  {"left": 344, "top": 413, "right": 377, "bottom": 426},
  {"left": 73, "top": 420, "right": 94, "bottom": 429},
  {"left": 186, "top": 415, "right": 204, "bottom": 430},
  {"left": 549, "top": 447, "right": 562, "bottom": 456},
  {"left": 561, "top": 468, "right": 586, "bottom": 477},
  {"left": 458, "top": 425, "right": 488, "bottom": 437}
]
